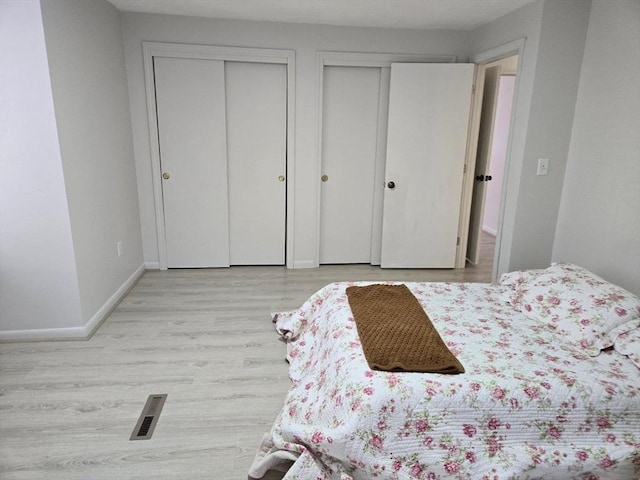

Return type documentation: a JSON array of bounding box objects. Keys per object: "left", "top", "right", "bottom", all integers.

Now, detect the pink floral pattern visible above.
[
  {"left": 250, "top": 281, "right": 640, "bottom": 480},
  {"left": 614, "top": 328, "right": 640, "bottom": 369},
  {"left": 500, "top": 263, "right": 640, "bottom": 356}
]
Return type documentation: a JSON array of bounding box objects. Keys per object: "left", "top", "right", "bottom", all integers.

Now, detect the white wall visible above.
[
  {"left": 509, "top": 0, "right": 591, "bottom": 270},
  {"left": 40, "top": 0, "right": 144, "bottom": 323},
  {"left": 470, "top": 0, "right": 592, "bottom": 276},
  {"left": 553, "top": 0, "right": 640, "bottom": 295},
  {"left": 0, "top": 0, "right": 144, "bottom": 339},
  {"left": 0, "top": 0, "right": 83, "bottom": 330},
  {"left": 121, "top": 13, "right": 469, "bottom": 268}
]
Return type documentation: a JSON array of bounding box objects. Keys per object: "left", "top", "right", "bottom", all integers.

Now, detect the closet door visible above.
[
  {"left": 319, "top": 66, "right": 385, "bottom": 264},
  {"left": 225, "top": 62, "right": 287, "bottom": 265},
  {"left": 154, "top": 57, "right": 230, "bottom": 268},
  {"left": 381, "top": 63, "right": 474, "bottom": 268}
]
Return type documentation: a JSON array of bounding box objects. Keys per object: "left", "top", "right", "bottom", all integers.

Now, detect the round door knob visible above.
[
  {"left": 321, "top": 175, "right": 329, "bottom": 182},
  {"left": 278, "top": 175, "right": 285, "bottom": 182},
  {"left": 486, "top": 175, "right": 493, "bottom": 181},
  {"left": 162, "top": 172, "right": 170, "bottom": 180},
  {"left": 387, "top": 181, "right": 395, "bottom": 189}
]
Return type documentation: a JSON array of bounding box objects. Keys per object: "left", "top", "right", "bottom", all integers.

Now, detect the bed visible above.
[{"left": 249, "top": 263, "right": 640, "bottom": 479}]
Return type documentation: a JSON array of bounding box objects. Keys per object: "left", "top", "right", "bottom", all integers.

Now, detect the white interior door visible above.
[
  {"left": 319, "top": 66, "right": 386, "bottom": 264},
  {"left": 225, "top": 62, "right": 287, "bottom": 265},
  {"left": 467, "top": 65, "right": 501, "bottom": 264},
  {"left": 154, "top": 57, "right": 230, "bottom": 268},
  {"left": 381, "top": 63, "right": 474, "bottom": 268}
]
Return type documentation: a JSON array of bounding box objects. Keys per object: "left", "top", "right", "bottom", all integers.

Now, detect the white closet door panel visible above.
[
  {"left": 381, "top": 63, "right": 474, "bottom": 268},
  {"left": 225, "top": 62, "right": 287, "bottom": 265},
  {"left": 154, "top": 57, "right": 229, "bottom": 268},
  {"left": 320, "top": 66, "right": 382, "bottom": 264}
]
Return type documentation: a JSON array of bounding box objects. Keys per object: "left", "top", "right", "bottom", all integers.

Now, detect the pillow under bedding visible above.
[
  {"left": 500, "top": 263, "right": 640, "bottom": 356},
  {"left": 613, "top": 328, "right": 640, "bottom": 368}
]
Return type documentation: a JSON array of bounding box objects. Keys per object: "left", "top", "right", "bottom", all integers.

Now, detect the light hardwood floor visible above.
[{"left": 0, "top": 238, "right": 494, "bottom": 480}]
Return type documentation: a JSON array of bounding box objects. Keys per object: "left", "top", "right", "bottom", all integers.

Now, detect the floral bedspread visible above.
[{"left": 249, "top": 282, "right": 640, "bottom": 480}]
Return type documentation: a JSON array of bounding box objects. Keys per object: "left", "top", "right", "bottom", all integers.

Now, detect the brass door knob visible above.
[
  {"left": 321, "top": 175, "right": 329, "bottom": 182},
  {"left": 278, "top": 175, "right": 285, "bottom": 182},
  {"left": 162, "top": 172, "right": 170, "bottom": 180}
]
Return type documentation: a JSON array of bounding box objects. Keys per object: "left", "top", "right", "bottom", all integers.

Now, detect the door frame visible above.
[
  {"left": 143, "top": 42, "right": 296, "bottom": 270},
  {"left": 314, "top": 51, "right": 457, "bottom": 268},
  {"left": 456, "top": 38, "right": 526, "bottom": 277}
]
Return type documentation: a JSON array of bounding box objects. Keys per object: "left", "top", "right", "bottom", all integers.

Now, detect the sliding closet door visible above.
[
  {"left": 381, "top": 63, "right": 474, "bottom": 268},
  {"left": 225, "top": 62, "right": 287, "bottom": 265},
  {"left": 154, "top": 57, "right": 230, "bottom": 268},
  {"left": 154, "top": 58, "right": 288, "bottom": 268},
  {"left": 320, "top": 66, "right": 385, "bottom": 264}
]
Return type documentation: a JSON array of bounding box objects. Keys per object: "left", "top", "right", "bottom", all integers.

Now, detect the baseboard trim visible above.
[
  {"left": 83, "top": 264, "right": 146, "bottom": 339},
  {"left": 0, "top": 264, "right": 146, "bottom": 343},
  {"left": 0, "top": 326, "right": 89, "bottom": 343},
  {"left": 145, "top": 261, "right": 160, "bottom": 270},
  {"left": 482, "top": 226, "right": 497, "bottom": 237},
  {"left": 292, "top": 260, "right": 317, "bottom": 269}
]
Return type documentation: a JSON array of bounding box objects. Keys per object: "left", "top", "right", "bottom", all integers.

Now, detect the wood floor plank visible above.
[{"left": 0, "top": 245, "right": 493, "bottom": 479}]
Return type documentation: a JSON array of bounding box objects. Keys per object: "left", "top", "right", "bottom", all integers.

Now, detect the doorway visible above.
[{"left": 466, "top": 54, "right": 519, "bottom": 270}]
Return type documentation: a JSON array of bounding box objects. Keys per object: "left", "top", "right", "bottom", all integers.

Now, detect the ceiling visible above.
[{"left": 106, "top": 0, "right": 536, "bottom": 31}]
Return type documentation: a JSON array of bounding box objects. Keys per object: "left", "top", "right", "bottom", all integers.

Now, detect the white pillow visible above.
[
  {"left": 506, "top": 263, "right": 640, "bottom": 356},
  {"left": 613, "top": 328, "right": 640, "bottom": 369}
]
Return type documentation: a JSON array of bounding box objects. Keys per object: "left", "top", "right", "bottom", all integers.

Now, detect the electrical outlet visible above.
[
  {"left": 537, "top": 158, "right": 549, "bottom": 176},
  {"left": 117, "top": 241, "right": 124, "bottom": 257}
]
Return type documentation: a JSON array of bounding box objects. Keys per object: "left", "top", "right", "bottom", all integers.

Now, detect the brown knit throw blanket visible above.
[{"left": 346, "top": 284, "right": 464, "bottom": 374}]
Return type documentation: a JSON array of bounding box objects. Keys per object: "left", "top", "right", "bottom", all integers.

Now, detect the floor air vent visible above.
[{"left": 130, "top": 394, "right": 167, "bottom": 440}]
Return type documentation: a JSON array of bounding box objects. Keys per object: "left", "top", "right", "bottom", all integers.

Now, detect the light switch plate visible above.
[{"left": 537, "top": 158, "right": 549, "bottom": 176}]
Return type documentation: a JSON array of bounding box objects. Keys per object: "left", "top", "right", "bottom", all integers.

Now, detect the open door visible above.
[
  {"left": 466, "top": 54, "right": 518, "bottom": 267},
  {"left": 381, "top": 63, "right": 474, "bottom": 268},
  {"left": 467, "top": 65, "right": 501, "bottom": 265}
]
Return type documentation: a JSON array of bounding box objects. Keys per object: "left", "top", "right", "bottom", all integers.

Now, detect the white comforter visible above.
[{"left": 250, "top": 282, "right": 640, "bottom": 479}]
